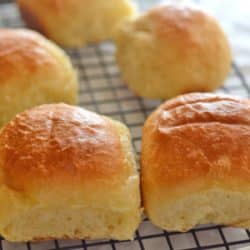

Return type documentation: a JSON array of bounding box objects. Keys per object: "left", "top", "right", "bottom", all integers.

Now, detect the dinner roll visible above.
[
  {"left": 116, "top": 4, "right": 231, "bottom": 99},
  {"left": 142, "top": 93, "right": 250, "bottom": 231},
  {"left": 17, "top": 0, "right": 136, "bottom": 47},
  {"left": 0, "top": 29, "right": 78, "bottom": 127},
  {"left": 0, "top": 104, "right": 141, "bottom": 242}
]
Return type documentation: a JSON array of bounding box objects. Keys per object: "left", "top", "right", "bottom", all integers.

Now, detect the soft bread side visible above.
[
  {"left": 0, "top": 104, "right": 141, "bottom": 241},
  {"left": 142, "top": 93, "right": 250, "bottom": 231}
]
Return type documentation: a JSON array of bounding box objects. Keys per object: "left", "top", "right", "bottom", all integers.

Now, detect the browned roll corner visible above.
[
  {"left": 0, "top": 104, "right": 141, "bottom": 242},
  {"left": 142, "top": 93, "right": 250, "bottom": 231},
  {"left": 0, "top": 28, "right": 78, "bottom": 127},
  {"left": 116, "top": 4, "right": 231, "bottom": 99}
]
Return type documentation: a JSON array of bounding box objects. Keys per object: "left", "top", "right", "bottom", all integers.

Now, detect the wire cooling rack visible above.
[{"left": 0, "top": 1, "right": 250, "bottom": 250}]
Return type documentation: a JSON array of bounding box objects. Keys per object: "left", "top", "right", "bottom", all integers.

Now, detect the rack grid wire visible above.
[{"left": 0, "top": 1, "right": 250, "bottom": 250}]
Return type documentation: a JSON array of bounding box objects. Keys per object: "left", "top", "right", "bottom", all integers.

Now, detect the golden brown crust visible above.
[
  {"left": 142, "top": 93, "right": 250, "bottom": 193},
  {"left": 158, "top": 93, "right": 250, "bottom": 127},
  {"left": 0, "top": 104, "right": 126, "bottom": 192},
  {"left": 144, "top": 5, "right": 215, "bottom": 42},
  {"left": 0, "top": 29, "right": 59, "bottom": 83},
  {"left": 0, "top": 28, "right": 78, "bottom": 127}
]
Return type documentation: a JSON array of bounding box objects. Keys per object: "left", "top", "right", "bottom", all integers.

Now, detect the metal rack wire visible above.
[{"left": 0, "top": 1, "right": 250, "bottom": 250}]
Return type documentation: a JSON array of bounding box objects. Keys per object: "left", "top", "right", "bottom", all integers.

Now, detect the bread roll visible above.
[
  {"left": 116, "top": 4, "right": 231, "bottom": 99},
  {"left": 0, "top": 104, "right": 141, "bottom": 241},
  {"left": 0, "top": 29, "right": 78, "bottom": 127},
  {"left": 17, "top": 0, "right": 136, "bottom": 47},
  {"left": 142, "top": 93, "right": 250, "bottom": 231}
]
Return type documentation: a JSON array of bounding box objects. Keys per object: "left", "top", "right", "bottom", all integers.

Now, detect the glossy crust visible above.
[
  {"left": 116, "top": 4, "right": 231, "bottom": 99},
  {"left": 1, "top": 104, "right": 123, "bottom": 191},
  {"left": 17, "top": 0, "right": 136, "bottom": 47},
  {"left": 142, "top": 93, "right": 250, "bottom": 231},
  {"left": 0, "top": 104, "right": 141, "bottom": 241},
  {"left": 0, "top": 29, "right": 78, "bottom": 126}
]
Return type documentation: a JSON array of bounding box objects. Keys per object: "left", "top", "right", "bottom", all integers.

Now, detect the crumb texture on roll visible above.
[
  {"left": 0, "top": 104, "right": 140, "bottom": 241},
  {"left": 17, "top": 0, "right": 136, "bottom": 47},
  {"left": 116, "top": 4, "right": 231, "bottom": 99},
  {"left": 0, "top": 29, "right": 78, "bottom": 127},
  {"left": 142, "top": 93, "right": 250, "bottom": 231}
]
